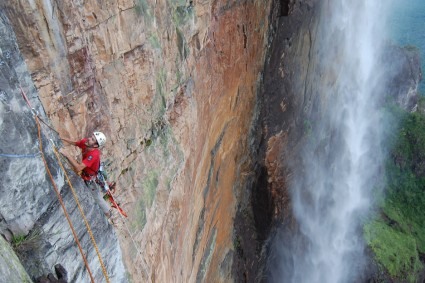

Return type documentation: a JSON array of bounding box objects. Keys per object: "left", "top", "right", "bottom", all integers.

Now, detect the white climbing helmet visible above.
[{"left": 93, "top": 131, "right": 106, "bottom": 148}]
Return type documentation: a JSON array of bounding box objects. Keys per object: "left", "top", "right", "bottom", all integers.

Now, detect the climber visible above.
[{"left": 59, "top": 132, "right": 112, "bottom": 219}]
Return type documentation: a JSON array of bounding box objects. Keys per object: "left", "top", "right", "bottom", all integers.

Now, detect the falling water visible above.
[{"left": 269, "top": 1, "right": 393, "bottom": 282}]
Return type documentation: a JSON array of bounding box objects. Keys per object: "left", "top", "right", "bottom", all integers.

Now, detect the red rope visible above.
[{"left": 19, "top": 86, "right": 33, "bottom": 108}]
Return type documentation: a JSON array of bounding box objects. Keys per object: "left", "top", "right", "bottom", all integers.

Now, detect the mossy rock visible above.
[
  {"left": 365, "top": 105, "right": 425, "bottom": 281},
  {"left": 0, "top": 236, "right": 32, "bottom": 282},
  {"left": 365, "top": 220, "right": 423, "bottom": 282}
]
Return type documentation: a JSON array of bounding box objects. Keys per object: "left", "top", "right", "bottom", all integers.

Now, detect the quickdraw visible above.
[
  {"left": 104, "top": 189, "right": 128, "bottom": 218},
  {"left": 96, "top": 174, "right": 128, "bottom": 218}
]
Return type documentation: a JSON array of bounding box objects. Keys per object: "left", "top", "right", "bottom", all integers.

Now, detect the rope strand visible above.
[
  {"left": 20, "top": 86, "right": 139, "bottom": 282},
  {"left": 20, "top": 86, "right": 98, "bottom": 282},
  {"left": 35, "top": 115, "right": 96, "bottom": 283},
  {"left": 37, "top": 115, "right": 60, "bottom": 135},
  {"left": 51, "top": 142, "right": 110, "bottom": 283}
]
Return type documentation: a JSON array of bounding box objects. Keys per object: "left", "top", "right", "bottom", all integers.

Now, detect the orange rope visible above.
[
  {"left": 21, "top": 86, "right": 110, "bottom": 282},
  {"left": 51, "top": 144, "right": 110, "bottom": 283},
  {"left": 35, "top": 115, "right": 96, "bottom": 283}
]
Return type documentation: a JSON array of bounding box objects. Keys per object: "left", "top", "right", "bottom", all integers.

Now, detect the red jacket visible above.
[{"left": 75, "top": 138, "right": 100, "bottom": 180}]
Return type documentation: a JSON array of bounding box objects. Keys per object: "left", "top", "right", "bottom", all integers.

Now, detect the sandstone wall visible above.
[
  {"left": 1, "top": 0, "right": 271, "bottom": 281},
  {"left": 0, "top": 11, "right": 126, "bottom": 282}
]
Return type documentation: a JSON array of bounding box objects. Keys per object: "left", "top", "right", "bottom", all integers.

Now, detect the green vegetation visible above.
[
  {"left": 233, "top": 235, "right": 243, "bottom": 257},
  {"left": 131, "top": 124, "right": 184, "bottom": 231},
  {"left": 131, "top": 171, "right": 158, "bottom": 232},
  {"left": 303, "top": 119, "right": 312, "bottom": 136},
  {"left": 364, "top": 220, "right": 422, "bottom": 281},
  {"left": 125, "top": 271, "right": 134, "bottom": 283},
  {"left": 176, "top": 28, "right": 189, "bottom": 60},
  {"left": 142, "top": 171, "right": 159, "bottom": 208},
  {"left": 121, "top": 167, "right": 130, "bottom": 175},
  {"left": 175, "top": 56, "right": 183, "bottom": 85},
  {"left": 132, "top": 198, "right": 147, "bottom": 232},
  {"left": 11, "top": 235, "right": 26, "bottom": 249},
  {"left": 148, "top": 34, "right": 161, "bottom": 50},
  {"left": 168, "top": 0, "right": 193, "bottom": 28},
  {"left": 364, "top": 105, "right": 425, "bottom": 281},
  {"left": 173, "top": 6, "right": 192, "bottom": 27},
  {"left": 153, "top": 68, "right": 167, "bottom": 117},
  {"left": 11, "top": 229, "right": 42, "bottom": 261},
  {"left": 168, "top": 0, "right": 193, "bottom": 62},
  {"left": 135, "top": 0, "right": 153, "bottom": 24},
  {"left": 140, "top": 138, "right": 152, "bottom": 147}
]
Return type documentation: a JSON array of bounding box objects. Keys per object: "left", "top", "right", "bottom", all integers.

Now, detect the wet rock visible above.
[{"left": 382, "top": 44, "right": 422, "bottom": 111}]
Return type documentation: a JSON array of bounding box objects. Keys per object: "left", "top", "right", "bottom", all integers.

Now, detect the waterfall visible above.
[{"left": 269, "top": 1, "right": 393, "bottom": 282}]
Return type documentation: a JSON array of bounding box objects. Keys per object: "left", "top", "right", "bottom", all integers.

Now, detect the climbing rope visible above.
[
  {"left": 19, "top": 87, "right": 98, "bottom": 282},
  {"left": 34, "top": 115, "right": 96, "bottom": 283},
  {"left": 120, "top": 216, "right": 150, "bottom": 280},
  {"left": 36, "top": 114, "right": 59, "bottom": 135},
  {"left": 51, "top": 141, "right": 110, "bottom": 283},
  {"left": 19, "top": 86, "right": 60, "bottom": 135},
  {"left": 19, "top": 86, "right": 147, "bottom": 281}
]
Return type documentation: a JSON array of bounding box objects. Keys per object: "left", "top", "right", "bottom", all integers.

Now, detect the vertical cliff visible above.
[
  {"left": 0, "top": 11, "right": 126, "bottom": 282},
  {"left": 1, "top": 0, "right": 271, "bottom": 281}
]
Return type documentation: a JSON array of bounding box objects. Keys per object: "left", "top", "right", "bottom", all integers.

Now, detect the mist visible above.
[{"left": 268, "top": 0, "right": 394, "bottom": 282}]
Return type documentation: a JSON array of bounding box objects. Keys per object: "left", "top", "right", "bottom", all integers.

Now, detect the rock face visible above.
[
  {"left": 0, "top": 11, "right": 126, "bottom": 282},
  {"left": 2, "top": 0, "right": 422, "bottom": 281},
  {"left": 382, "top": 44, "right": 422, "bottom": 111},
  {"left": 1, "top": 0, "right": 271, "bottom": 282},
  {"left": 0, "top": 236, "right": 32, "bottom": 283},
  {"left": 258, "top": 0, "right": 318, "bottom": 230}
]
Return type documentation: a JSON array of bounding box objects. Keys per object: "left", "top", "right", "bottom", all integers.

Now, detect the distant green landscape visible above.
[{"left": 365, "top": 97, "right": 425, "bottom": 282}]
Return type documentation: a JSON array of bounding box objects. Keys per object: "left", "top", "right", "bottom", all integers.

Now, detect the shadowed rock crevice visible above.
[
  {"left": 251, "top": 166, "right": 274, "bottom": 243},
  {"left": 196, "top": 228, "right": 217, "bottom": 283},
  {"left": 232, "top": 163, "right": 275, "bottom": 282},
  {"left": 280, "top": 0, "right": 291, "bottom": 16},
  {"left": 192, "top": 208, "right": 205, "bottom": 264}
]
